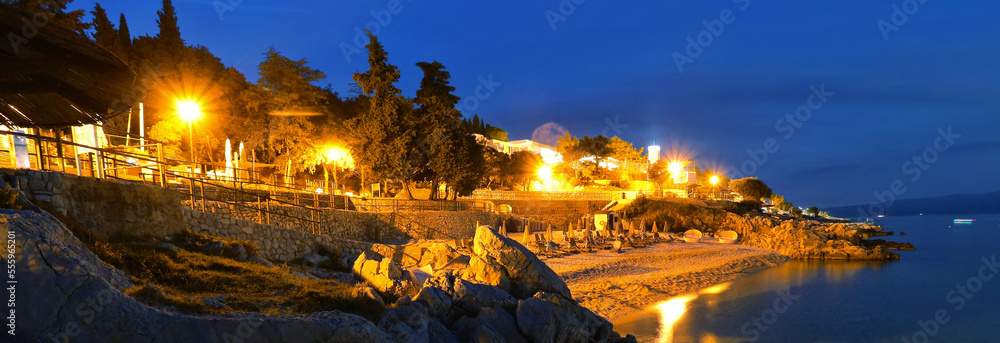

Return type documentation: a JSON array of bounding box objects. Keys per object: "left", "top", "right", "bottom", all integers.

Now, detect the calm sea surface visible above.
[{"left": 613, "top": 214, "right": 1000, "bottom": 343}]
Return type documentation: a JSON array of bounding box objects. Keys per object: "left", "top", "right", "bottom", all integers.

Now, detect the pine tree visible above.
[
  {"left": 90, "top": 3, "right": 118, "bottom": 51},
  {"left": 156, "top": 0, "right": 183, "bottom": 48}
]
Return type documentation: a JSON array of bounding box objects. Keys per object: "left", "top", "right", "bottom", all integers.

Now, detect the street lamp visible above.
[
  {"left": 324, "top": 145, "right": 354, "bottom": 195},
  {"left": 710, "top": 175, "right": 720, "bottom": 200},
  {"left": 177, "top": 100, "right": 201, "bottom": 207},
  {"left": 176, "top": 100, "right": 201, "bottom": 165}
]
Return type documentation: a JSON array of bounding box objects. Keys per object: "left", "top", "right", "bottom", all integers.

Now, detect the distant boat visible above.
[
  {"left": 954, "top": 219, "right": 976, "bottom": 224},
  {"left": 684, "top": 229, "right": 703, "bottom": 243}
]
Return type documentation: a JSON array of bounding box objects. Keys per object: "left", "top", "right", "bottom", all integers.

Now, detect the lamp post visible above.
[
  {"left": 177, "top": 100, "right": 201, "bottom": 206},
  {"left": 710, "top": 175, "right": 720, "bottom": 200}
]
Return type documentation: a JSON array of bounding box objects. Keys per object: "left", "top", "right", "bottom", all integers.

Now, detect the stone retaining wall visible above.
[
  {"left": 0, "top": 168, "right": 185, "bottom": 239},
  {"left": 195, "top": 200, "right": 504, "bottom": 241},
  {"left": 183, "top": 208, "right": 373, "bottom": 261}
]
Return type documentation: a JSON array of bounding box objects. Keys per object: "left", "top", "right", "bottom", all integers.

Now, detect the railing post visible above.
[
  {"left": 257, "top": 195, "right": 263, "bottom": 224},
  {"left": 266, "top": 199, "right": 271, "bottom": 226},
  {"left": 95, "top": 151, "right": 104, "bottom": 179},
  {"left": 157, "top": 144, "right": 166, "bottom": 188},
  {"left": 33, "top": 132, "right": 43, "bottom": 170},
  {"left": 199, "top": 182, "right": 206, "bottom": 212},
  {"left": 74, "top": 152, "right": 81, "bottom": 176},
  {"left": 55, "top": 129, "right": 65, "bottom": 173}
]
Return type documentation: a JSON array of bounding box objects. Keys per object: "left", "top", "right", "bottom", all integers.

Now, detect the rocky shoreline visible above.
[
  {"left": 625, "top": 198, "right": 915, "bottom": 261},
  {"left": 13, "top": 207, "right": 638, "bottom": 342}
]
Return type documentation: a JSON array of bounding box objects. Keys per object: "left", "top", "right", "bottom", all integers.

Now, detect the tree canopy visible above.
[{"left": 729, "top": 177, "right": 773, "bottom": 201}]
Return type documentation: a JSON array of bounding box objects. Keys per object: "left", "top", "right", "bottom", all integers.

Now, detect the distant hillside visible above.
[{"left": 825, "top": 191, "right": 1000, "bottom": 218}]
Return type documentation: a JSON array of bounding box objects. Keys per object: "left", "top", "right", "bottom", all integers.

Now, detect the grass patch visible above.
[
  {"left": 89, "top": 236, "right": 384, "bottom": 320},
  {"left": 171, "top": 229, "right": 259, "bottom": 259},
  {"left": 0, "top": 187, "right": 22, "bottom": 210}
]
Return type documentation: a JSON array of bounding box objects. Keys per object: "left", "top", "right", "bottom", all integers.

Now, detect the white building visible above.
[{"left": 474, "top": 134, "right": 563, "bottom": 164}]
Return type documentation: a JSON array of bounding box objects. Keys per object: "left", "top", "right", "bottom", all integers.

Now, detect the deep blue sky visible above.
[{"left": 73, "top": 1, "right": 1000, "bottom": 208}]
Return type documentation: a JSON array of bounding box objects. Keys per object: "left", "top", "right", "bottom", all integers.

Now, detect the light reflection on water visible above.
[
  {"left": 613, "top": 214, "right": 1000, "bottom": 342},
  {"left": 616, "top": 262, "right": 888, "bottom": 343}
]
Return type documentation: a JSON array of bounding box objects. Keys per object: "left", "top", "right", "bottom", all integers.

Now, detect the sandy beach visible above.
[{"left": 541, "top": 242, "right": 790, "bottom": 322}]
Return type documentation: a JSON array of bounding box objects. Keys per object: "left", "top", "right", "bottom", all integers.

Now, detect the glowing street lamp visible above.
[
  {"left": 324, "top": 145, "right": 354, "bottom": 195},
  {"left": 176, "top": 99, "right": 202, "bottom": 166},
  {"left": 710, "top": 175, "right": 720, "bottom": 200},
  {"left": 537, "top": 165, "right": 554, "bottom": 183},
  {"left": 177, "top": 99, "right": 201, "bottom": 207}
]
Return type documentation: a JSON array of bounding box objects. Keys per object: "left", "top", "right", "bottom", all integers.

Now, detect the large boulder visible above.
[
  {"left": 9, "top": 209, "right": 393, "bottom": 342},
  {"left": 516, "top": 292, "right": 617, "bottom": 343},
  {"left": 472, "top": 226, "right": 572, "bottom": 299},
  {"left": 377, "top": 303, "right": 460, "bottom": 343},
  {"left": 423, "top": 274, "right": 517, "bottom": 316},
  {"left": 462, "top": 255, "right": 511, "bottom": 292},
  {"left": 476, "top": 307, "right": 530, "bottom": 343},
  {"left": 353, "top": 250, "right": 417, "bottom": 299}
]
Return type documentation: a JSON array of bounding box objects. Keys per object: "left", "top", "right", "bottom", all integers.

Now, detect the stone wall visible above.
[
  {"left": 183, "top": 208, "right": 373, "bottom": 261},
  {"left": 193, "top": 201, "right": 401, "bottom": 242},
  {"left": 195, "top": 200, "right": 504, "bottom": 241},
  {"left": 0, "top": 168, "right": 185, "bottom": 239},
  {"left": 489, "top": 199, "right": 609, "bottom": 229}
]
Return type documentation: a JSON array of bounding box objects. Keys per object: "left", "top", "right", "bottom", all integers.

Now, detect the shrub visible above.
[
  {"left": 729, "top": 177, "right": 773, "bottom": 201},
  {"left": 737, "top": 199, "right": 763, "bottom": 213},
  {"left": 0, "top": 187, "right": 21, "bottom": 210}
]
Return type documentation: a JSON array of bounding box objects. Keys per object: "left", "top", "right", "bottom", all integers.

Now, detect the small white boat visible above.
[
  {"left": 718, "top": 230, "right": 739, "bottom": 244},
  {"left": 683, "top": 229, "right": 703, "bottom": 243}
]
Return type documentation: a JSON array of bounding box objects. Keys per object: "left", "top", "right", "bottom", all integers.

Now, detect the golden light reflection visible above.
[
  {"left": 699, "top": 282, "right": 731, "bottom": 295},
  {"left": 656, "top": 294, "right": 697, "bottom": 343}
]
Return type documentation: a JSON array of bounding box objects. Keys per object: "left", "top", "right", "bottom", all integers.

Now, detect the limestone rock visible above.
[
  {"left": 462, "top": 255, "right": 511, "bottom": 291},
  {"left": 476, "top": 307, "right": 530, "bottom": 343},
  {"left": 516, "top": 292, "right": 617, "bottom": 343},
  {"left": 423, "top": 274, "right": 517, "bottom": 315},
  {"left": 377, "top": 303, "right": 459, "bottom": 343},
  {"left": 472, "top": 226, "right": 572, "bottom": 299},
  {"left": 353, "top": 250, "right": 417, "bottom": 299},
  {"left": 10, "top": 209, "right": 393, "bottom": 342}
]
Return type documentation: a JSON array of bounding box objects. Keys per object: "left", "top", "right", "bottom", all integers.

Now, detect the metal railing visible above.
[{"left": 0, "top": 129, "right": 488, "bottom": 238}]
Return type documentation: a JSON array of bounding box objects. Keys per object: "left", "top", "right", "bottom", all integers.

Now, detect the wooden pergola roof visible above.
[{"left": 0, "top": 4, "right": 136, "bottom": 128}]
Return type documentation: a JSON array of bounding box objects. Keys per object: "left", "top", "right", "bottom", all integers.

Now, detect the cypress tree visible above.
[
  {"left": 118, "top": 13, "right": 132, "bottom": 55},
  {"left": 156, "top": 0, "right": 183, "bottom": 48},
  {"left": 90, "top": 3, "right": 118, "bottom": 50}
]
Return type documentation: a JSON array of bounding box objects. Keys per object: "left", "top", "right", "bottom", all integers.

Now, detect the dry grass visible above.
[{"left": 88, "top": 235, "right": 384, "bottom": 320}]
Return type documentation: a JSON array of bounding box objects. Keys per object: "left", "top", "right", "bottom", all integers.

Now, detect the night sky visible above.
[{"left": 71, "top": 1, "right": 1000, "bottom": 208}]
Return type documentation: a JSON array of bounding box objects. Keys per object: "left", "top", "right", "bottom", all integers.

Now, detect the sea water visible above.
[{"left": 613, "top": 214, "right": 1000, "bottom": 343}]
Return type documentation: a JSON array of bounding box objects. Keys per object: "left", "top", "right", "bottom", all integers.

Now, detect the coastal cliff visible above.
[{"left": 624, "top": 197, "right": 906, "bottom": 260}]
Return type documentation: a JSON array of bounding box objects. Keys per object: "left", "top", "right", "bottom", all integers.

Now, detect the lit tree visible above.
[{"left": 255, "top": 47, "right": 325, "bottom": 176}]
